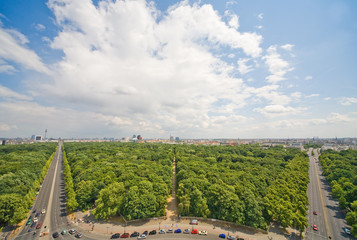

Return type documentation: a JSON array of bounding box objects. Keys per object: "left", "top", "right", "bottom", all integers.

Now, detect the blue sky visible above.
[{"left": 0, "top": 0, "right": 356, "bottom": 139}]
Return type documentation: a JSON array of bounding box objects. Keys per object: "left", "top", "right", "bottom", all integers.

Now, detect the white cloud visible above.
[
  {"left": 255, "top": 25, "right": 263, "bottom": 29},
  {"left": 254, "top": 104, "right": 306, "bottom": 117},
  {"left": 35, "top": 24, "right": 46, "bottom": 31},
  {"left": 0, "top": 123, "right": 17, "bottom": 131},
  {"left": 306, "top": 93, "right": 320, "bottom": 98},
  {"left": 237, "top": 58, "right": 253, "bottom": 75},
  {"left": 0, "top": 84, "right": 32, "bottom": 100},
  {"left": 340, "top": 97, "right": 357, "bottom": 106},
  {"left": 304, "top": 75, "right": 313, "bottom": 80},
  {"left": 324, "top": 97, "right": 331, "bottom": 101},
  {"left": 263, "top": 45, "right": 294, "bottom": 83},
  {"left": 291, "top": 92, "right": 302, "bottom": 99},
  {"left": 0, "top": 23, "right": 49, "bottom": 73},
  {"left": 251, "top": 84, "right": 291, "bottom": 105},
  {"left": 258, "top": 13, "right": 263, "bottom": 20},
  {"left": 281, "top": 44, "right": 294, "bottom": 51},
  {"left": 228, "top": 14, "right": 239, "bottom": 29}
]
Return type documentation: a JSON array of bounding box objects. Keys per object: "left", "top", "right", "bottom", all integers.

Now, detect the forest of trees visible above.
[
  {"left": 0, "top": 143, "right": 57, "bottom": 227},
  {"left": 319, "top": 149, "right": 357, "bottom": 237},
  {"left": 175, "top": 144, "right": 309, "bottom": 232},
  {"left": 63, "top": 142, "right": 174, "bottom": 220}
]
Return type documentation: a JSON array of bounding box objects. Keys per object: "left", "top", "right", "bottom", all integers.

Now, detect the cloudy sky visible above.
[{"left": 0, "top": 0, "right": 356, "bottom": 139}]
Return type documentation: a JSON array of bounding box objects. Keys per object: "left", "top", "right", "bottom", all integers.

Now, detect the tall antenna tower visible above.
[{"left": 45, "top": 129, "right": 47, "bottom": 139}]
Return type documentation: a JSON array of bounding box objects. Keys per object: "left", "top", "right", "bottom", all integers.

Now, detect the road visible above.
[{"left": 306, "top": 148, "right": 354, "bottom": 240}]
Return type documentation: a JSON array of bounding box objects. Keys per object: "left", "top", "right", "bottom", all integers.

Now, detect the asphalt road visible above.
[{"left": 306, "top": 149, "right": 354, "bottom": 240}]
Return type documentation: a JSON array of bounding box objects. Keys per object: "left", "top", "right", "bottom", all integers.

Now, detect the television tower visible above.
[{"left": 45, "top": 129, "right": 47, "bottom": 140}]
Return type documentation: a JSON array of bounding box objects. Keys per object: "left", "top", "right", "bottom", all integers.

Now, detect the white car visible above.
[
  {"left": 344, "top": 228, "right": 351, "bottom": 235},
  {"left": 41, "top": 209, "right": 46, "bottom": 214},
  {"left": 199, "top": 230, "right": 207, "bottom": 235},
  {"left": 137, "top": 234, "right": 146, "bottom": 239},
  {"left": 33, "top": 217, "right": 38, "bottom": 223},
  {"left": 227, "top": 236, "right": 236, "bottom": 240},
  {"left": 159, "top": 229, "right": 165, "bottom": 234}
]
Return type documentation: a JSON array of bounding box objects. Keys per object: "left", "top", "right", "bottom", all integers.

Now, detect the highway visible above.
[{"left": 306, "top": 148, "right": 354, "bottom": 240}]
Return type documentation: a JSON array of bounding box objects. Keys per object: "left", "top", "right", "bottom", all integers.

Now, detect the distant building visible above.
[
  {"left": 170, "top": 135, "right": 174, "bottom": 142},
  {"left": 175, "top": 137, "right": 180, "bottom": 141},
  {"left": 35, "top": 136, "right": 42, "bottom": 141},
  {"left": 1, "top": 140, "right": 5, "bottom": 145},
  {"left": 137, "top": 135, "right": 143, "bottom": 140}
]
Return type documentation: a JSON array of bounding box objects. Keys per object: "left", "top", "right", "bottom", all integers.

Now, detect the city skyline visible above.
[{"left": 0, "top": 0, "right": 357, "bottom": 139}]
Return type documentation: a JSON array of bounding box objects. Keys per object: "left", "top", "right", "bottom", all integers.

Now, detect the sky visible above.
[{"left": 0, "top": 0, "right": 357, "bottom": 139}]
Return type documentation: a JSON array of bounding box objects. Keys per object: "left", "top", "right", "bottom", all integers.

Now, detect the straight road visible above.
[{"left": 306, "top": 148, "right": 354, "bottom": 240}]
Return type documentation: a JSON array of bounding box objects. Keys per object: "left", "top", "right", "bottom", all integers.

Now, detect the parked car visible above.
[
  {"left": 33, "top": 209, "right": 37, "bottom": 214},
  {"left": 35, "top": 213, "right": 40, "bottom": 217},
  {"left": 183, "top": 229, "right": 190, "bottom": 234},
  {"left": 75, "top": 233, "right": 82, "bottom": 238},
  {"left": 219, "top": 233, "right": 226, "bottom": 238},
  {"left": 167, "top": 228, "right": 173, "bottom": 233},
  {"left": 130, "top": 232, "right": 140, "bottom": 237},
  {"left": 26, "top": 219, "right": 32, "bottom": 225},
  {"left": 313, "top": 211, "right": 317, "bottom": 215},
  {"left": 174, "top": 229, "right": 182, "bottom": 233},
  {"left": 191, "top": 229, "right": 198, "bottom": 234},
  {"left": 199, "top": 230, "right": 207, "bottom": 235},
  {"left": 190, "top": 219, "right": 198, "bottom": 225},
  {"left": 61, "top": 230, "right": 67, "bottom": 235},
  {"left": 27, "top": 229, "right": 31, "bottom": 232},
  {"left": 36, "top": 223, "right": 42, "bottom": 229},
  {"left": 142, "top": 230, "right": 148, "bottom": 236},
  {"left": 121, "top": 233, "right": 129, "bottom": 238},
  {"left": 227, "top": 236, "right": 236, "bottom": 240},
  {"left": 41, "top": 209, "right": 46, "bottom": 214},
  {"left": 33, "top": 217, "right": 38, "bottom": 223},
  {"left": 137, "top": 234, "right": 146, "bottom": 239},
  {"left": 52, "top": 232, "right": 59, "bottom": 238},
  {"left": 313, "top": 225, "right": 318, "bottom": 231},
  {"left": 149, "top": 230, "right": 156, "bottom": 235},
  {"left": 31, "top": 222, "right": 36, "bottom": 228},
  {"left": 159, "top": 229, "right": 165, "bottom": 234},
  {"left": 40, "top": 232, "right": 49, "bottom": 237},
  {"left": 69, "top": 229, "right": 76, "bottom": 235},
  {"left": 110, "top": 233, "right": 120, "bottom": 239}
]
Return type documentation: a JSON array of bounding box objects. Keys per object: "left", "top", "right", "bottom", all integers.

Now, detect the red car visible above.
[
  {"left": 191, "top": 229, "right": 198, "bottom": 234},
  {"left": 120, "top": 233, "right": 129, "bottom": 238},
  {"left": 36, "top": 223, "right": 42, "bottom": 229},
  {"left": 313, "top": 211, "right": 317, "bottom": 215},
  {"left": 313, "top": 225, "right": 318, "bottom": 231}
]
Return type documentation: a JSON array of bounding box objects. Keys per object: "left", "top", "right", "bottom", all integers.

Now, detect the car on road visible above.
[
  {"left": 33, "top": 217, "right": 38, "bottom": 222},
  {"left": 191, "top": 229, "right": 198, "bottom": 234},
  {"left": 227, "top": 236, "right": 236, "bottom": 240},
  {"left": 149, "top": 230, "right": 156, "bottom": 235},
  {"left": 35, "top": 213, "right": 40, "bottom": 217},
  {"left": 199, "top": 230, "right": 207, "bottom": 235},
  {"left": 110, "top": 233, "right": 120, "bottom": 239},
  {"left": 31, "top": 222, "right": 36, "bottom": 228},
  {"left": 28, "top": 229, "right": 32, "bottom": 232},
  {"left": 41, "top": 209, "right": 46, "bottom": 214},
  {"left": 174, "top": 229, "right": 181, "bottom": 233},
  {"left": 313, "top": 225, "right": 318, "bottom": 231},
  {"left": 130, "top": 232, "right": 140, "bottom": 237},
  {"left": 75, "top": 233, "right": 82, "bottom": 238},
  {"left": 137, "top": 234, "right": 146, "bottom": 239},
  {"left": 69, "top": 229, "right": 76, "bottom": 235},
  {"left": 121, "top": 233, "right": 129, "bottom": 238},
  {"left": 36, "top": 223, "right": 42, "bottom": 229},
  {"left": 159, "top": 229, "right": 165, "bottom": 234},
  {"left": 219, "top": 233, "right": 226, "bottom": 238},
  {"left": 313, "top": 211, "right": 317, "bottom": 215},
  {"left": 183, "top": 229, "right": 190, "bottom": 234},
  {"left": 190, "top": 219, "right": 198, "bottom": 225},
  {"left": 344, "top": 227, "right": 351, "bottom": 235},
  {"left": 167, "top": 228, "right": 173, "bottom": 233},
  {"left": 52, "top": 232, "right": 59, "bottom": 238},
  {"left": 33, "top": 209, "right": 37, "bottom": 214}
]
